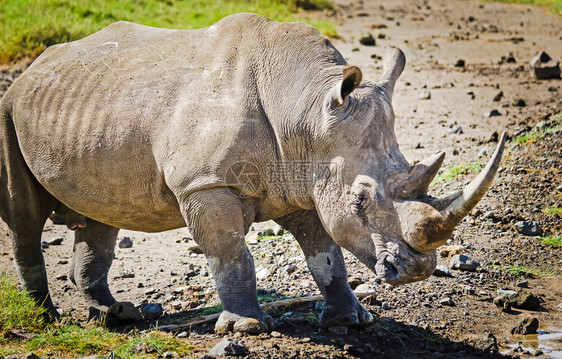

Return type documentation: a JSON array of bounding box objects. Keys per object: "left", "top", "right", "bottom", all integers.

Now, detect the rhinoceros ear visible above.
[{"left": 326, "top": 65, "right": 363, "bottom": 109}]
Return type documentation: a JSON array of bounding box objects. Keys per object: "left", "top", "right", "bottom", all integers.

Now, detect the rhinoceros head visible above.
[{"left": 312, "top": 47, "right": 505, "bottom": 285}]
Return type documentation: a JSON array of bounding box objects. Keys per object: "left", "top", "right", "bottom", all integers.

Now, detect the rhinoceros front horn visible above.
[{"left": 407, "top": 132, "right": 507, "bottom": 252}]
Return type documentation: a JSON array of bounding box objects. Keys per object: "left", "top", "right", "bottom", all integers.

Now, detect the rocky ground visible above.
[{"left": 1, "top": 0, "right": 561, "bottom": 358}]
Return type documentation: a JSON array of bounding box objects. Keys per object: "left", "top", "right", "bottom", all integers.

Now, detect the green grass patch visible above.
[
  {"left": 512, "top": 125, "right": 561, "bottom": 145},
  {"left": 431, "top": 162, "right": 484, "bottom": 185},
  {"left": 0, "top": 274, "right": 193, "bottom": 358},
  {"left": 0, "top": 273, "right": 48, "bottom": 337},
  {"left": 483, "top": 0, "right": 562, "bottom": 15},
  {"left": 513, "top": 113, "right": 562, "bottom": 145},
  {"left": 542, "top": 207, "right": 562, "bottom": 216},
  {"left": 489, "top": 264, "right": 556, "bottom": 277},
  {"left": 0, "top": 0, "right": 337, "bottom": 64},
  {"left": 199, "top": 303, "right": 223, "bottom": 316},
  {"left": 540, "top": 236, "right": 562, "bottom": 247}
]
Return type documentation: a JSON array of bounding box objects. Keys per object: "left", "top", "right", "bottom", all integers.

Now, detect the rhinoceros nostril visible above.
[{"left": 375, "top": 256, "right": 398, "bottom": 283}]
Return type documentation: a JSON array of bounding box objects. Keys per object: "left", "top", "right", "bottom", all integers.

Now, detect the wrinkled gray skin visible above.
[{"left": 0, "top": 14, "right": 505, "bottom": 333}]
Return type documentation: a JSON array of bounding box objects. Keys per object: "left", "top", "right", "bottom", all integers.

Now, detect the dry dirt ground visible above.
[{"left": 1, "top": 0, "right": 561, "bottom": 358}]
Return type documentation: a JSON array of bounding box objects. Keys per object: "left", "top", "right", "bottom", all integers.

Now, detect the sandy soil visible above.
[{"left": 0, "top": 0, "right": 561, "bottom": 358}]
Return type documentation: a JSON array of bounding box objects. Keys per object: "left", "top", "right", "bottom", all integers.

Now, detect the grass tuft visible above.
[
  {"left": 0, "top": 0, "right": 337, "bottom": 64},
  {"left": 0, "top": 273, "right": 48, "bottom": 337},
  {"left": 431, "top": 162, "right": 484, "bottom": 185},
  {"left": 540, "top": 236, "right": 562, "bottom": 247},
  {"left": 542, "top": 207, "right": 562, "bottom": 217}
]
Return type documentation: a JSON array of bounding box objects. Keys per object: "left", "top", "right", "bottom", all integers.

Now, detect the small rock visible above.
[
  {"left": 498, "top": 289, "right": 517, "bottom": 297},
  {"left": 104, "top": 302, "right": 143, "bottom": 327},
  {"left": 354, "top": 284, "right": 376, "bottom": 293},
  {"left": 170, "top": 301, "right": 183, "bottom": 310},
  {"left": 347, "top": 276, "right": 363, "bottom": 289},
  {"left": 530, "top": 51, "right": 561, "bottom": 79},
  {"left": 512, "top": 98, "right": 526, "bottom": 107},
  {"left": 516, "top": 280, "right": 528, "bottom": 288},
  {"left": 511, "top": 317, "right": 539, "bottom": 335},
  {"left": 359, "top": 33, "right": 376, "bottom": 46},
  {"left": 271, "top": 331, "right": 282, "bottom": 338},
  {"left": 433, "top": 265, "right": 452, "bottom": 277},
  {"left": 450, "top": 254, "right": 480, "bottom": 272},
  {"left": 55, "top": 274, "right": 67, "bottom": 281},
  {"left": 493, "top": 91, "right": 503, "bottom": 102},
  {"left": 118, "top": 237, "right": 133, "bottom": 249},
  {"left": 514, "top": 220, "right": 542, "bottom": 236},
  {"left": 26, "top": 354, "right": 41, "bottom": 359},
  {"left": 47, "top": 237, "right": 63, "bottom": 245},
  {"left": 494, "top": 290, "right": 541, "bottom": 310},
  {"left": 255, "top": 266, "right": 271, "bottom": 280},
  {"left": 246, "top": 233, "right": 259, "bottom": 245},
  {"left": 162, "top": 351, "right": 176, "bottom": 358},
  {"left": 510, "top": 291, "right": 541, "bottom": 310},
  {"left": 473, "top": 333, "right": 498, "bottom": 353},
  {"left": 187, "top": 244, "right": 202, "bottom": 254},
  {"left": 449, "top": 125, "right": 463, "bottom": 134},
  {"left": 419, "top": 90, "right": 431, "bottom": 100},
  {"left": 439, "top": 245, "right": 466, "bottom": 257},
  {"left": 439, "top": 297, "right": 455, "bottom": 306},
  {"left": 382, "top": 302, "right": 391, "bottom": 310},
  {"left": 284, "top": 264, "right": 298, "bottom": 274},
  {"left": 328, "top": 325, "right": 349, "bottom": 335},
  {"left": 132, "top": 343, "right": 156, "bottom": 353},
  {"left": 535, "top": 121, "right": 550, "bottom": 130},
  {"left": 233, "top": 318, "right": 265, "bottom": 334},
  {"left": 208, "top": 338, "right": 249, "bottom": 356},
  {"left": 462, "top": 285, "right": 476, "bottom": 295},
  {"left": 177, "top": 331, "right": 189, "bottom": 338},
  {"left": 485, "top": 109, "right": 502, "bottom": 117},
  {"left": 315, "top": 301, "right": 325, "bottom": 311},
  {"left": 41, "top": 241, "right": 49, "bottom": 249},
  {"left": 455, "top": 59, "right": 465, "bottom": 67},
  {"left": 140, "top": 303, "right": 164, "bottom": 320}
]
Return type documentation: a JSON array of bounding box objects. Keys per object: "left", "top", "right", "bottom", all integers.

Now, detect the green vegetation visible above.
[
  {"left": 484, "top": 0, "right": 562, "bottom": 15},
  {"left": 431, "top": 162, "right": 484, "bottom": 185},
  {"left": 0, "top": 273, "right": 47, "bottom": 337},
  {"left": 199, "top": 303, "right": 223, "bottom": 316},
  {"left": 304, "top": 311, "right": 318, "bottom": 323},
  {"left": 540, "top": 236, "right": 562, "bottom": 247},
  {"left": 542, "top": 207, "right": 562, "bottom": 217},
  {"left": 0, "top": 273, "right": 192, "bottom": 358},
  {"left": 489, "top": 264, "right": 556, "bottom": 278},
  {"left": 513, "top": 125, "right": 561, "bottom": 145},
  {"left": 513, "top": 113, "right": 562, "bottom": 146},
  {"left": 0, "top": 0, "right": 337, "bottom": 64}
]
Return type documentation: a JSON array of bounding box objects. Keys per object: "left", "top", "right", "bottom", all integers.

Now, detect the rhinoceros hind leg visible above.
[
  {"left": 180, "top": 188, "right": 272, "bottom": 334},
  {"left": 276, "top": 210, "right": 373, "bottom": 328},
  {"left": 69, "top": 219, "right": 119, "bottom": 309}
]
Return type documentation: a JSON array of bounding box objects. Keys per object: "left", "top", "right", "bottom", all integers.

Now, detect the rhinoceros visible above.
[{"left": 0, "top": 13, "right": 505, "bottom": 333}]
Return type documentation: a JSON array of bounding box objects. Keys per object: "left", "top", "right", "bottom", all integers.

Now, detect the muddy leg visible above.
[
  {"left": 0, "top": 113, "right": 58, "bottom": 318},
  {"left": 181, "top": 188, "right": 272, "bottom": 334},
  {"left": 69, "top": 219, "right": 119, "bottom": 309},
  {"left": 277, "top": 210, "right": 373, "bottom": 328}
]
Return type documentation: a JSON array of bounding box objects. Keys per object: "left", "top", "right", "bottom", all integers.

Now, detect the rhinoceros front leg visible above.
[
  {"left": 69, "top": 219, "right": 119, "bottom": 309},
  {"left": 276, "top": 210, "right": 373, "bottom": 328},
  {"left": 181, "top": 189, "right": 272, "bottom": 334}
]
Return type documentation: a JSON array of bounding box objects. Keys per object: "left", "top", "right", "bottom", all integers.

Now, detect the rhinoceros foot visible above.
[
  {"left": 215, "top": 310, "right": 273, "bottom": 335},
  {"left": 319, "top": 300, "right": 373, "bottom": 328}
]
